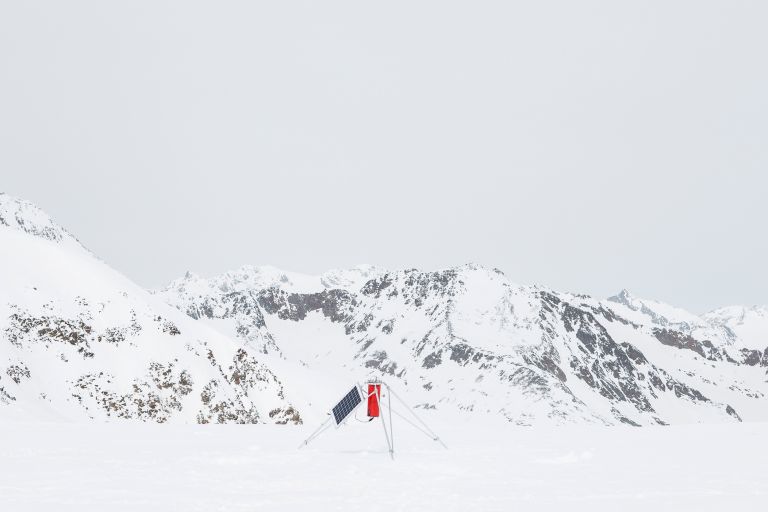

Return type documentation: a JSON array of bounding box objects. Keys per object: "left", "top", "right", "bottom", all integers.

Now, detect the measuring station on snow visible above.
[{"left": 299, "top": 380, "right": 446, "bottom": 458}]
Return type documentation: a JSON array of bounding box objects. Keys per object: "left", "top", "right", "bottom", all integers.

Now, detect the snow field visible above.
[{"left": 0, "top": 419, "right": 765, "bottom": 512}]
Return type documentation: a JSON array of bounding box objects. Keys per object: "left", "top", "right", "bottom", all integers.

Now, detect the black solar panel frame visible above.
[{"left": 332, "top": 387, "right": 362, "bottom": 425}]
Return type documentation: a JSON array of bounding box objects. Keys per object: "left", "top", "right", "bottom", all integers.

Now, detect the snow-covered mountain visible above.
[
  {"left": 158, "top": 264, "right": 768, "bottom": 426},
  {"left": 2, "top": 193, "right": 766, "bottom": 426},
  {"left": 0, "top": 193, "right": 300, "bottom": 424}
]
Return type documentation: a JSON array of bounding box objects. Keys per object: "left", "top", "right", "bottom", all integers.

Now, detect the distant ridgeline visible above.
[{"left": 2, "top": 192, "right": 767, "bottom": 425}]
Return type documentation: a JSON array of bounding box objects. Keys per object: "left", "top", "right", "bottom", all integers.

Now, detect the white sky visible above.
[{"left": 1, "top": 1, "right": 766, "bottom": 312}]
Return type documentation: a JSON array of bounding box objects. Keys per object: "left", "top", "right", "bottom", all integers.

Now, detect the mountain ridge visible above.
[
  {"left": 0, "top": 193, "right": 301, "bottom": 424},
  {"left": 2, "top": 192, "right": 766, "bottom": 426},
  {"left": 158, "top": 262, "right": 768, "bottom": 426}
]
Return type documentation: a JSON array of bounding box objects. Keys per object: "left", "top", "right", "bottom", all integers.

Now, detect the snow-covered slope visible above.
[
  {"left": 158, "top": 263, "right": 768, "bottom": 426},
  {"left": 3, "top": 193, "right": 766, "bottom": 426},
  {"left": 0, "top": 193, "right": 300, "bottom": 424},
  {"left": 167, "top": 264, "right": 382, "bottom": 298},
  {"left": 703, "top": 305, "right": 768, "bottom": 348}
]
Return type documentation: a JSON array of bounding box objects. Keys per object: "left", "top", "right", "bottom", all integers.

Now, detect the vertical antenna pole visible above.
[
  {"left": 387, "top": 383, "right": 394, "bottom": 454},
  {"left": 374, "top": 384, "right": 394, "bottom": 459}
]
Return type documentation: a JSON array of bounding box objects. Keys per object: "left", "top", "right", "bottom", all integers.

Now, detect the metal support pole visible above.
[
  {"left": 387, "top": 386, "right": 447, "bottom": 449},
  {"left": 375, "top": 385, "right": 394, "bottom": 459},
  {"left": 387, "top": 383, "right": 394, "bottom": 454},
  {"left": 298, "top": 416, "right": 333, "bottom": 449}
]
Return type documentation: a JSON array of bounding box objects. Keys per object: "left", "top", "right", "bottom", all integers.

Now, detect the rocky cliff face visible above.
[{"left": 158, "top": 264, "right": 768, "bottom": 426}]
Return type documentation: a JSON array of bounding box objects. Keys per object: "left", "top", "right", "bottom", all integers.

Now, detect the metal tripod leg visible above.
[
  {"left": 388, "top": 383, "right": 394, "bottom": 454},
  {"left": 387, "top": 385, "right": 447, "bottom": 449},
  {"left": 298, "top": 416, "right": 333, "bottom": 449},
  {"left": 374, "top": 387, "right": 394, "bottom": 459}
]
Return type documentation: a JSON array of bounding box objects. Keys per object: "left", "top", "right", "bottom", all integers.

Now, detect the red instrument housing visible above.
[{"left": 367, "top": 384, "right": 381, "bottom": 417}]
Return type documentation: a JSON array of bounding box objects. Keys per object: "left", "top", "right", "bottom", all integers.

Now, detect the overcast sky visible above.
[{"left": 1, "top": 1, "right": 766, "bottom": 312}]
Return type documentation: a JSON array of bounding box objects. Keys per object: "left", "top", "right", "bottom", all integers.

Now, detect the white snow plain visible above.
[{"left": 1, "top": 416, "right": 765, "bottom": 512}]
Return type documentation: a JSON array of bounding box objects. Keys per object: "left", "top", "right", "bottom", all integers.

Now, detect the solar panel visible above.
[{"left": 332, "top": 387, "right": 362, "bottom": 425}]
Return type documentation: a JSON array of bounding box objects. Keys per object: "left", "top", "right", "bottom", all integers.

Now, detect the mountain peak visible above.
[
  {"left": 608, "top": 288, "right": 634, "bottom": 304},
  {"left": 0, "top": 193, "right": 84, "bottom": 250}
]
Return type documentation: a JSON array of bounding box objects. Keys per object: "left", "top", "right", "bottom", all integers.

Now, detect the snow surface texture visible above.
[
  {"left": 1, "top": 191, "right": 767, "bottom": 427},
  {"left": 0, "top": 419, "right": 765, "bottom": 512}
]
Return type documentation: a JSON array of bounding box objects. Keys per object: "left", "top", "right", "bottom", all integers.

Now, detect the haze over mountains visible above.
[{"left": 1, "top": 192, "right": 766, "bottom": 426}]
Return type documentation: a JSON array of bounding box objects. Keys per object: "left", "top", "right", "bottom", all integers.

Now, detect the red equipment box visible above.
[{"left": 367, "top": 384, "right": 381, "bottom": 417}]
